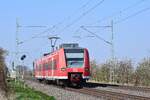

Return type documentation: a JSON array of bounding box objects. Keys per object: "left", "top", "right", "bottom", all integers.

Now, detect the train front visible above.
[{"left": 60, "top": 44, "right": 90, "bottom": 86}]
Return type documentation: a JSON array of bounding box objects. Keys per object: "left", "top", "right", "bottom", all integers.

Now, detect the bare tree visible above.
[
  {"left": 98, "top": 63, "right": 110, "bottom": 82},
  {"left": 16, "top": 65, "right": 32, "bottom": 79},
  {"left": 0, "top": 48, "right": 7, "bottom": 91},
  {"left": 90, "top": 60, "right": 110, "bottom": 82},
  {"left": 135, "top": 58, "right": 150, "bottom": 86},
  {"left": 90, "top": 60, "right": 98, "bottom": 81},
  {"left": 115, "top": 59, "right": 134, "bottom": 85}
]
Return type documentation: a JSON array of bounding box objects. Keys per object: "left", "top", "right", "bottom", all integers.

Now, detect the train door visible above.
[
  {"left": 53, "top": 56, "right": 58, "bottom": 77},
  {"left": 45, "top": 61, "right": 49, "bottom": 79},
  {"left": 48, "top": 58, "right": 52, "bottom": 79},
  {"left": 51, "top": 57, "right": 54, "bottom": 79},
  {"left": 39, "top": 64, "right": 42, "bottom": 78}
]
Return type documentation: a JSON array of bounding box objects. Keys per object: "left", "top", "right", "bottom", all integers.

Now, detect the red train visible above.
[{"left": 34, "top": 43, "right": 90, "bottom": 86}]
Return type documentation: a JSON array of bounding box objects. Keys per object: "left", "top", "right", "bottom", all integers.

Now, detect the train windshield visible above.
[{"left": 65, "top": 49, "right": 84, "bottom": 68}]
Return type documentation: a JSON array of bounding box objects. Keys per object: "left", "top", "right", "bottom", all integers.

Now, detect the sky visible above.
[{"left": 0, "top": 0, "right": 150, "bottom": 69}]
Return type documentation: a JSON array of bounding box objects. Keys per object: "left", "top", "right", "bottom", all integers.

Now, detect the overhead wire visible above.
[
  {"left": 90, "top": 0, "right": 148, "bottom": 25},
  {"left": 114, "top": 6, "right": 150, "bottom": 24},
  {"left": 81, "top": 5, "right": 150, "bottom": 45},
  {"left": 79, "top": 0, "right": 150, "bottom": 41},
  {"left": 81, "top": 26, "right": 112, "bottom": 45},
  {"left": 19, "top": 0, "right": 93, "bottom": 44},
  {"left": 72, "top": 0, "right": 147, "bottom": 40},
  {"left": 58, "top": 0, "right": 105, "bottom": 33},
  {"left": 47, "top": 0, "right": 93, "bottom": 34},
  {"left": 17, "top": 25, "right": 57, "bottom": 44}
]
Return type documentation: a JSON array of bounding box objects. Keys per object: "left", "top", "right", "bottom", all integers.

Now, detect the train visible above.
[{"left": 33, "top": 43, "right": 90, "bottom": 87}]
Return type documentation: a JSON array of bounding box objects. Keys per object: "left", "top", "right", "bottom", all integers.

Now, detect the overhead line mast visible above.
[
  {"left": 14, "top": 18, "right": 46, "bottom": 79},
  {"left": 81, "top": 20, "right": 115, "bottom": 83},
  {"left": 15, "top": 18, "right": 19, "bottom": 80}
]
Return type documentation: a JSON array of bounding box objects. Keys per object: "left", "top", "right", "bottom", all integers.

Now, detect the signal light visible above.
[
  {"left": 85, "top": 68, "right": 89, "bottom": 72},
  {"left": 21, "top": 55, "right": 26, "bottom": 60}
]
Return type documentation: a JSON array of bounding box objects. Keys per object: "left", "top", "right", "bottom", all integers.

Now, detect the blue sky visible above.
[{"left": 0, "top": 0, "right": 150, "bottom": 69}]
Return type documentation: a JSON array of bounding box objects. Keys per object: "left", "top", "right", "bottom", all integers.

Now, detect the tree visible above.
[
  {"left": 90, "top": 60, "right": 110, "bottom": 82},
  {"left": 16, "top": 65, "right": 32, "bottom": 79},
  {"left": 135, "top": 58, "right": 150, "bottom": 86},
  {"left": 0, "top": 48, "right": 7, "bottom": 91},
  {"left": 115, "top": 59, "right": 134, "bottom": 84},
  {"left": 98, "top": 63, "right": 110, "bottom": 82},
  {"left": 90, "top": 60, "right": 98, "bottom": 81}
]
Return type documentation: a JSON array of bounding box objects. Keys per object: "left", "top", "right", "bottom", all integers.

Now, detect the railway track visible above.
[
  {"left": 65, "top": 87, "right": 150, "bottom": 100},
  {"left": 86, "top": 82, "right": 150, "bottom": 93},
  {"left": 111, "top": 85, "right": 150, "bottom": 93},
  {"left": 25, "top": 79, "right": 150, "bottom": 100}
]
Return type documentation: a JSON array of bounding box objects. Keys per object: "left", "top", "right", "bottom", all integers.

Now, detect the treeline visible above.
[
  {"left": 90, "top": 58, "right": 150, "bottom": 86},
  {"left": 15, "top": 65, "right": 33, "bottom": 79}
]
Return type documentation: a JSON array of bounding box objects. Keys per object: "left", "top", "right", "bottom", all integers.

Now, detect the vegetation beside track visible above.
[
  {"left": 0, "top": 48, "right": 7, "bottom": 91},
  {"left": 8, "top": 79, "right": 55, "bottom": 100},
  {"left": 90, "top": 58, "right": 150, "bottom": 86}
]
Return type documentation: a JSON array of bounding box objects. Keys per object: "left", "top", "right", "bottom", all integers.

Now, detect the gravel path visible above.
[
  {"left": 25, "top": 80, "right": 103, "bottom": 100},
  {"left": 96, "top": 86, "right": 150, "bottom": 98}
]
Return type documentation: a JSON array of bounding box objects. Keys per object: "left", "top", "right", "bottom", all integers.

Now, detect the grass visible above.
[{"left": 8, "top": 79, "right": 55, "bottom": 100}]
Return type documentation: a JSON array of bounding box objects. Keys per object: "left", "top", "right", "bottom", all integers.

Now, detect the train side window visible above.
[
  {"left": 44, "top": 63, "right": 49, "bottom": 70},
  {"left": 52, "top": 60, "right": 57, "bottom": 70},
  {"left": 48, "top": 60, "right": 57, "bottom": 70},
  {"left": 38, "top": 65, "right": 40, "bottom": 71},
  {"left": 48, "top": 61, "right": 52, "bottom": 69},
  {"left": 37, "top": 65, "right": 39, "bottom": 71},
  {"left": 43, "top": 63, "right": 46, "bottom": 70},
  {"left": 36, "top": 65, "right": 38, "bottom": 71},
  {"left": 39, "top": 64, "right": 42, "bottom": 71}
]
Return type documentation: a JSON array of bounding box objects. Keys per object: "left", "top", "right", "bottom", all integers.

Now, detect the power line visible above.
[
  {"left": 80, "top": 26, "right": 112, "bottom": 45},
  {"left": 62, "top": 0, "right": 93, "bottom": 21},
  {"left": 18, "top": 26, "right": 46, "bottom": 28},
  {"left": 59, "top": 0, "right": 105, "bottom": 33},
  {"left": 79, "top": 0, "right": 92, "bottom": 10},
  {"left": 114, "top": 6, "right": 150, "bottom": 24},
  {"left": 20, "top": 0, "right": 93, "bottom": 43},
  {"left": 16, "top": 26, "right": 56, "bottom": 44},
  {"left": 47, "top": 0, "right": 93, "bottom": 33},
  {"left": 74, "top": 0, "right": 148, "bottom": 41},
  {"left": 20, "top": 0, "right": 103, "bottom": 42},
  {"left": 72, "top": 28, "right": 96, "bottom": 39},
  {"left": 91, "top": 0, "right": 148, "bottom": 24}
]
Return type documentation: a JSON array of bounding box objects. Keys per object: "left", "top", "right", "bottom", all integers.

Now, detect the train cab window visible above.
[{"left": 65, "top": 49, "right": 84, "bottom": 68}]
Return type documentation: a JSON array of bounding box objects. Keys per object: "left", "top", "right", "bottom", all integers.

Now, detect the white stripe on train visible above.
[{"left": 35, "top": 76, "right": 90, "bottom": 80}]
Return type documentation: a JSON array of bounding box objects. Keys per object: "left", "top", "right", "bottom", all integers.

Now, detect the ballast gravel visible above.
[
  {"left": 96, "top": 86, "right": 150, "bottom": 98},
  {"left": 25, "top": 80, "right": 103, "bottom": 100}
]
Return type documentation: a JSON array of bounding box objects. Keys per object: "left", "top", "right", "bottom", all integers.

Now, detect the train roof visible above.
[
  {"left": 59, "top": 43, "right": 79, "bottom": 49},
  {"left": 35, "top": 43, "right": 85, "bottom": 63}
]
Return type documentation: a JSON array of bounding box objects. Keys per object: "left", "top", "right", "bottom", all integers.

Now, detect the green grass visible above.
[{"left": 8, "top": 80, "right": 55, "bottom": 100}]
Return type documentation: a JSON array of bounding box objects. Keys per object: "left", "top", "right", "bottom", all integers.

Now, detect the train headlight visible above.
[
  {"left": 85, "top": 68, "right": 89, "bottom": 72},
  {"left": 61, "top": 68, "right": 66, "bottom": 71}
]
